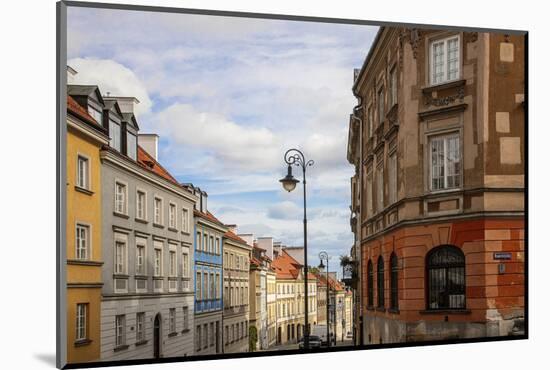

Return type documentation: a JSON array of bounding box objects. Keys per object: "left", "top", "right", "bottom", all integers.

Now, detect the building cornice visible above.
[
  {"left": 67, "top": 115, "right": 109, "bottom": 146},
  {"left": 101, "top": 149, "right": 198, "bottom": 203}
]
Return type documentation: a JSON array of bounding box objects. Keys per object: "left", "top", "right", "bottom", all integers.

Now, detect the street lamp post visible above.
[
  {"left": 279, "top": 149, "right": 314, "bottom": 350},
  {"left": 318, "top": 251, "right": 330, "bottom": 348}
]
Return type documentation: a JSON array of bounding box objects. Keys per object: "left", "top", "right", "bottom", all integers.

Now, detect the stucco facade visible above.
[
  {"left": 347, "top": 28, "right": 525, "bottom": 344},
  {"left": 187, "top": 189, "right": 225, "bottom": 356},
  {"left": 98, "top": 96, "right": 196, "bottom": 361},
  {"left": 222, "top": 229, "right": 252, "bottom": 354},
  {"left": 66, "top": 93, "right": 109, "bottom": 364}
]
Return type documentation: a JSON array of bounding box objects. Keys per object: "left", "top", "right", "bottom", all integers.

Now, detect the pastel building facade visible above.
[
  {"left": 66, "top": 82, "right": 109, "bottom": 363},
  {"left": 93, "top": 88, "right": 196, "bottom": 361},
  {"left": 185, "top": 186, "right": 225, "bottom": 355},
  {"left": 347, "top": 27, "right": 525, "bottom": 344},
  {"left": 222, "top": 227, "right": 252, "bottom": 353}
]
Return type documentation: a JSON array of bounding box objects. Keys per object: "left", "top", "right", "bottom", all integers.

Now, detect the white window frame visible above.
[
  {"left": 136, "top": 189, "right": 147, "bottom": 221},
  {"left": 182, "top": 247, "right": 190, "bottom": 278},
  {"left": 136, "top": 312, "right": 145, "bottom": 342},
  {"left": 115, "top": 314, "right": 126, "bottom": 347},
  {"left": 109, "top": 119, "right": 121, "bottom": 151},
  {"left": 135, "top": 237, "right": 147, "bottom": 276},
  {"left": 169, "top": 202, "right": 177, "bottom": 229},
  {"left": 75, "top": 223, "right": 90, "bottom": 260},
  {"left": 196, "top": 231, "right": 202, "bottom": 252},
  {"left": 428, "top": 132, "right": 462, "bottom": 191},
  {"left": 75, "top": 303, "right": 87, "bottom": 341},
  {"left": 169, "top": 244, "right": 177, "bottom": 278},
  {"left": 203, "top": 234, "right": 208, "bottom": 253},
  {"left": 114, "top": 180, "right": 128, "bottom": 215},
  {"left": 429, "top": 34, "right": 461, "bottom": 86},
  {"left": 76, "top": 154, "right": 90, "bottom": 190},
  {"left": 114, "top": 233, "right": 128, "bottom": 275},
  {"left": 197, "top": 271, "right": 202, "bottom": 301},
  {"left": 169, "top": 308, "right": 176, "bottom": 333},
  {"left": 182, "top": 208, "right": 190, "bottom": 233},
  {"left": 126, "top": 131, "right": 137, "bottom": 160},
  {"left": 153, "top": 195, "right": 163, "bottom": 225},
  {"left": 88, "top": 106, "right": 103, "bottom": 123},
  {"left": 153, "top": 240, "right": 164, "bottom": 277}
]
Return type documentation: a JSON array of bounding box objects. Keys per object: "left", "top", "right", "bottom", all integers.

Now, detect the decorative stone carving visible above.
[
  {"left": 410, "top": 28, "right": 422, "bottom": 59},
  {"left": 424, "top": 85, "right": 465, "bottom": 107},
  {"left": 464, "top": 32, "right": 478, "bottom": 43}
]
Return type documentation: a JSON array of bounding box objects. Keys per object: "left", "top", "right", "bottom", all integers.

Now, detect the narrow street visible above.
[{"left": 263, "top": 339, "right": 353, "bottom": 352}]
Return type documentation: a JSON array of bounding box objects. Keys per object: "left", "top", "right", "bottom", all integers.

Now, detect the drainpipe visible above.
[{"left": 351, "top": 90, "right": 363, "bottom": 346}]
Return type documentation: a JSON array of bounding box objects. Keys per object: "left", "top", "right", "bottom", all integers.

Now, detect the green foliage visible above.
[{"left": 249, "top": 325, "right": 258, "bottom": 352}]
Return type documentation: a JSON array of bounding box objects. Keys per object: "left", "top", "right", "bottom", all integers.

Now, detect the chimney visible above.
[
  {"left": 225, "top": 224, "right": 238, "bottom": 234},
  {"left": 138, "top": 134, "right": 159, "bottom": 161},
  {"left": 109, "top": 96, "right": 140, "bottom": 114},
  {"left": 67, "top": 65, "right": 77, "bottom": 83},
  {"left": 257, "top": 237, "right": 274, "bottom": 260},
  {"left": 238, "top": 233, "right": 254, "bottom": 246}
]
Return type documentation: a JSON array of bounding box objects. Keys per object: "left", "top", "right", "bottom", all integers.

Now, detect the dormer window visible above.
[
  {"left": 87, "top": 106, "right": 102, "bottom": 123},
  {"left": 109, "top": 119, "right": 121, "bottom": 151},
  {"left": 127, "top": 131, "right": 137, "bottom": 160}
]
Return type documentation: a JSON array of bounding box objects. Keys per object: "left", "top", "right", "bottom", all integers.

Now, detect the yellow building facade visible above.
[{"left": 66, "top": 95, "right": 109, "bottom": 363}]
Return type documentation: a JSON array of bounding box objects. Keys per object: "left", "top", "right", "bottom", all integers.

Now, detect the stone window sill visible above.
[
  {"left": 135, "top": 218, "right": 148, "bottom": 224},
  {"left": 153, "top": 223, "right": 165, "bottom": 229},
  {"left": 74, "top": 339, "right": 92, "bottom": 347},
  {"left": 387, "top": 308, "right": 400, "bottom": 314},
  {"left": 114, "top": 344, "right": 129, "bottom": 352},
  {"left": 113, "top": 211, "right": 129, "bottom": 219},
  {"left": 74, "top": 186, "right": 94, "bottom": 195},
  {"left": 419, "top": 309, "right": 471, "bottom": 315},
  {"left": 168, "top": 332, "right": 178, "bottom": 338},
  {"left": 135, "top": 340, "right": 148, "bottom": 347},
  {"left": 168, "top": 227, "right": 178, "bottom": 233}
]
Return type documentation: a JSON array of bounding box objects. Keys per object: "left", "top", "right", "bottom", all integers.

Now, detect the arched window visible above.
[
  {"left": 390, "top": 253, "right": 399, "bottom": 310},
  {"left": 367, "top": 260, "right": 374, "bottom": 307},
  {"left": 377, "top": 256, "right": 385, "bottom": 308},
  {"left": 427, "top": 245, "right": 465, "bottom": 309}
]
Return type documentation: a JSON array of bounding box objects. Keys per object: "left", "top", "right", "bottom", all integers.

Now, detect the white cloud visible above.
[
  {"left": 267, "top": 201, "right": 302, "bottom": 220},
  {"left": 152, "top": 103, "right": 281, "bottom": 172},
  {"left": 67, "top": 57, "right": 153, "bottom": 116}
]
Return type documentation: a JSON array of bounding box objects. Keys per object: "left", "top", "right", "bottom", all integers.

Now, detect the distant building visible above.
[
  {"left": 69, "top": 82, "right": 198, "bottom": 361},
  {"left": 185, "top": 186, "right": 225, "bottom": 355},
  {"left": 222, "top": 226, "right": 252, "bottom": 354},
  {"left": 66, "top": 75, "right": 109, "bottom": 363},
  {"left": 347, "top": 28, "right": 525, "bottom": 344},
  {"left": 272, "top": 250, "right": 317, "bottom": 345}
]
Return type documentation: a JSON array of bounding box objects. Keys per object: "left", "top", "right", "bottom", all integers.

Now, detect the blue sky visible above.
[{"left": 67, "top": 7, "right": 378, "bottom": 269}]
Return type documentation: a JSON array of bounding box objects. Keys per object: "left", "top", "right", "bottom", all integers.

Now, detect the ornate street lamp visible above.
[
  {"left": 279, "top": 149, "right": 314, "bottom": 349},
  {"left": 319, "top": 251, "right": 331, "bottom": 347}
]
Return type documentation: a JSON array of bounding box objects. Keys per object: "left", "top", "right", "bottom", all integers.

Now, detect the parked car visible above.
[
  {"left": 310, "top": 325, "right": 336, "bottom": 346},
  {"left": 298, "top": 335, "right": 322, "bottom": 349}
]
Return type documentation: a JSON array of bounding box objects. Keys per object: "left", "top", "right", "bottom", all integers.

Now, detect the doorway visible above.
[{"left": 154, "top": 313, "right": 161, "bottom": 358}]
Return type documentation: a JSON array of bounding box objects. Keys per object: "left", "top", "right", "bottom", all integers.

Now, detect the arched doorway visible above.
[
  {"left": 286, "top": 324, "right": 290, "bottom": 341},
  {"left": 154, "top": 313, "right": 161, "bottom": 358},
  {"left": 277, "top": 327, "right": 282, "bottom": 344}
]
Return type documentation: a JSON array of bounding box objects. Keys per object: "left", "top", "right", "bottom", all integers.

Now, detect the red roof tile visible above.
[
  {"left": 314, "top": 272, "right": 344, "bottom": 291},
  {"left": 67, "top": 95, "right": 99, "bottom": 127},
  {"left": 194, "top": 209, "right": 226, "bottom": 227},
  {"left": 224, "top": 230, "right": 250, "bottom": 246},
  {"left": 273, "top": 250, "right": 305, "bottom": 279},
  {"left": 136, "top": 146, "right": 179, "bottom": 185}
]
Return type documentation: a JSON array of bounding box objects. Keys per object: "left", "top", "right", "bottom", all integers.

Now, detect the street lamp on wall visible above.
[{"left": 279, "top": 148, "right": 314, "bottom": 350}]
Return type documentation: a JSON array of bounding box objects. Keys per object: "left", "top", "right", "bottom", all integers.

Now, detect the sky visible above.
[{"left": 67, "top": 6, "right": 378, "bottom": 272}]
